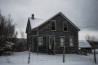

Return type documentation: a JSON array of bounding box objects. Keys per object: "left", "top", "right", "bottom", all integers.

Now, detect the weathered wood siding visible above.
[{"left": 31, "top": 14, "right": 79, "bottom": 53}]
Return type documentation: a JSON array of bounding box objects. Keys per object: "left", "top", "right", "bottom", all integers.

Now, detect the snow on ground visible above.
[{"left": 0, "top": 51, "right": 98, "bottom": 65}]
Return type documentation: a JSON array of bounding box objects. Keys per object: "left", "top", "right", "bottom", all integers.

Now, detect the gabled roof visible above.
[
  {"left": 26, "top": 19, "right": 31, "bottom": 33},
  {"left": 29, "top": 17, "right": 45, "bottom": 29},
  {"left": 58, "top": 12, "right": 80, "bottom": 31},
  {"left": 28, "top": 12, "right": 80, "bottom": 31}
]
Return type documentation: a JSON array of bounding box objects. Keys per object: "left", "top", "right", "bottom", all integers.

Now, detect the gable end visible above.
[{"left": 32, "top": 12, "right": 80, "bottom": 31}]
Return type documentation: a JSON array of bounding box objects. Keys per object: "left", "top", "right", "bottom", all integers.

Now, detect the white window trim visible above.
[
  {"left": 60, "top": 36, "right": 65, "bottom": 47},
  {"left": 51, "top": 20, "right": 56, "bottom": 31},
  {"left": 69, "top": 36, "right": 74, "bottom": 47},
  {"left": 63, "top": 21, "right": 68, "bottom": 32},
  {"left": 38, "top": 37, "right": 43, "bottom": 46}
]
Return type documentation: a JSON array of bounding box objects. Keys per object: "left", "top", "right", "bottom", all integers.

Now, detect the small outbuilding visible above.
[{"left": 79, "top": 40, "right": 92, "bottom": 53}]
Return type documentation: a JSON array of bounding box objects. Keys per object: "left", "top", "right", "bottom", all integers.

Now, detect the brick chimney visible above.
[{"left": 32, "top": 14, "right": 34, "bottom": 19}]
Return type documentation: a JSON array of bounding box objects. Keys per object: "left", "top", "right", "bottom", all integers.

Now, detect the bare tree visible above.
[
  {"left": 0, "top": 10, "right": 17, "bottom": 55},
  {"left": 20, "top": 30, "right": 26, "bottom": 50},
  {"left": 0, "top": 10, "right": 17, "bottom": 46},
  {"left": 20, "top": 30, "right": 25, "bottom": 43},
  {"left": 85, "top": 35, "right": 97, "bottom": 63},
  {"left": 0, "top": 14, "right": 15, "bottom": 38},
  {"left": 12, "top": 31, "right": 18, "bottom": 38}
]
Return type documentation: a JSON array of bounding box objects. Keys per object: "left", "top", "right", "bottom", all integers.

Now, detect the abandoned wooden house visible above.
[{"left": 26, "top": 12, "right": 80, "bottom": 54}]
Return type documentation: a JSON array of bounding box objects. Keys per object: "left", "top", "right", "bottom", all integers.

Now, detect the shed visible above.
[{"left": 79, "top": 40, "right": 92, "bottom": 53}]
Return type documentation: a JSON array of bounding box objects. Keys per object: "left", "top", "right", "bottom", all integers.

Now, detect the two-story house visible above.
[{"left": 26, "top": 12, "right": 80, "bottom": 54}]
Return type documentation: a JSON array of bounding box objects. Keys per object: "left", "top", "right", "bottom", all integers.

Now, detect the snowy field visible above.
[{"left": 0, "top": 51, "right": 98, "bottom": 65}]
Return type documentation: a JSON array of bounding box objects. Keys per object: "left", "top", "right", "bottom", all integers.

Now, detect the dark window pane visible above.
[
  {"left": 64, "top": 26, "right": 67, "bottom": 31},
  {"left": 52, "top": 26, "right": 55, "bottom": 30},
  {"left": 51, "top": 21, "right": 56, "bottom": 30},
  {"left": 64, "top": 23, "right": 68, "bottom": 31}
]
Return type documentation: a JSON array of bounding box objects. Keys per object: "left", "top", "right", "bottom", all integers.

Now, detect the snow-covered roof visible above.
[
  {"left": 79, "top": 40, "right": 91, "bottom": 48},
  {"left": 29, "top": 17, "right": 45, "bottom": 29},
  {"left": 28, "top": 12, "right": 80, "bottom": 30}
]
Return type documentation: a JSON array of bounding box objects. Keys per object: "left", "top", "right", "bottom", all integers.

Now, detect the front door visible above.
[{"left": 48, "top": 36, "right": 55, "bottom": 54}]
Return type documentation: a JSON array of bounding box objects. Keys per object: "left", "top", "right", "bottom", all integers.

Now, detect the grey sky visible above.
[{"left": 0, "top": 0, "right": 98, "bottom": 40}]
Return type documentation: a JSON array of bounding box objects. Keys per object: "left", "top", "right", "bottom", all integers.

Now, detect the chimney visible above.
[{"left": 32, "top": 14, "right": 34, "bottom": 19}]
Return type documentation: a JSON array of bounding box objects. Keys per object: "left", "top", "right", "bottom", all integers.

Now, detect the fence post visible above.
[
  {"left": 37, "top": 44, "right": 39, "bottom": 55},
  {"left": 63, "top": 46, "right": 65, "bottom": 63},
  {"left": 28, "top": 45, "right": 31, "bottom": 64},
  {"left": 94, "top": 49, "right": 96, "bottom": 63}
]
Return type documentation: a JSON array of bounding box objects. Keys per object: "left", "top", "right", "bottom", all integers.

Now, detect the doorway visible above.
[{"left": 48, "top": 36, "right": 55, "bottom": 54}]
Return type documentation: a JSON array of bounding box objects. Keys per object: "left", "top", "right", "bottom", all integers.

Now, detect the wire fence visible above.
[{"left": 0, "top": 51, "right": 96, "bottom": 64}]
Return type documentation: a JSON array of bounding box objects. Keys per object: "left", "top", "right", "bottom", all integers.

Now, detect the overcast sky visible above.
[{"left": 0, "top": 0, "right": 98, "bottom": 40}]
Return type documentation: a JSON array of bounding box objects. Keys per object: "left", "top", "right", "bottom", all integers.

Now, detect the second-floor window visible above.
[
  {"left": 51, "top": 20, "right": 56, "bottom": 31},
  {"left": 63, "top": 22, "right": 68, "bottom": 31}
]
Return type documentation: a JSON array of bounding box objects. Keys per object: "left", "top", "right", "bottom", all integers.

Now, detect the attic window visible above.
[
  {"left": 51, "top": 20, "right": 56, "bottom": 31},
  {"left": 63, "top": 22, "right": 68, "bottom": 31}
]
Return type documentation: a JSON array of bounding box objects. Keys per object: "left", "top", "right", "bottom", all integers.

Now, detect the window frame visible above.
[
  {"left": 63, "top": 21, "right": 68, "bottom": 32},
  {"left": 69, "top": 36, "right": 74, "bottom": 47},
  {"left": 60, "top": 36, "right": 65, "bottom": 47},
  {"left": 38, "top": 37, "right": 43, "bottom": 46},
  {"left": 51, "top": 20, "right": 56, "bottom": 31}
]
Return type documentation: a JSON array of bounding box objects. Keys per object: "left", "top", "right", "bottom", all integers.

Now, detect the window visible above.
[
  {"left": 69, "top": 37, "right": 74, "bottom": 47},
  {"left": 51, "top": 20, "right": 56, "bottom": 31},
  {"left": 63, "top": 22, "right": 68, "bottom": 31},
  {"left": 38, "top": 37, "right": 43, "bottom": 46},
  {"left": 60, "top": 37, "right": 65, "bottom": 46}
]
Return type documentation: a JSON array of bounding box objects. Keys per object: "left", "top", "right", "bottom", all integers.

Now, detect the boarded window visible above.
[
  {"left": 38, "top": 37, "right": 43, "bottom": 46},
  {"left": 51, "top": 20, "right": 56, "bottom": 30},
  {"left": 69, "top": 37, "right": 74, "bottom": 47},
  {"left": 60, "top": 37, "right": 65, "bottom": 46},
  {"left": 63, "top": 22, "right": 68, "bottom": 31}
]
